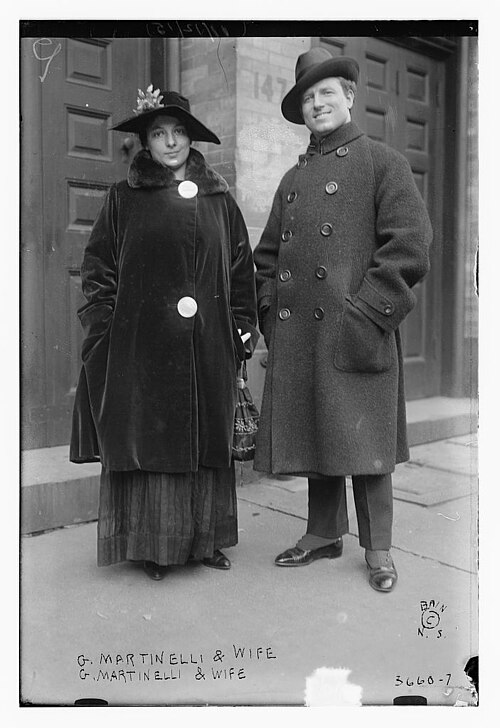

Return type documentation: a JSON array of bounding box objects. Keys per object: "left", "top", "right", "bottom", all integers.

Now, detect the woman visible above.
[{"left": 70, "top": 87, "right": 258, "bottom": 580}]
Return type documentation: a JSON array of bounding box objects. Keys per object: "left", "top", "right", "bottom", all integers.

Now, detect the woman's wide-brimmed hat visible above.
[
  {"left": 112, "top": 87, "right": 221, "bottom": 144},
  {"left": 281, "top": 48, "right": 359, "bottom": 125}
]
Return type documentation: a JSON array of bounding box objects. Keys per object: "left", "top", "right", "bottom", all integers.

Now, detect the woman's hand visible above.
[{"left": 238, "top": 328, "right": 251, "bottom": 345}]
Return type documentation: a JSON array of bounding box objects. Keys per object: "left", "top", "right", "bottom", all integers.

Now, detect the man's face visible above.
[{"left": 301, "top": 77, "right": 354, "bottom": 138}]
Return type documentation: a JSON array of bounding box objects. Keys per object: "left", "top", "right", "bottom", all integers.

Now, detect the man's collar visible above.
[{"left": 307, "top": 121, "right": 364, "bottom": 155}]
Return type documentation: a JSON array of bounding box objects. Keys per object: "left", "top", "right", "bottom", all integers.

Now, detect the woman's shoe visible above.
[
  {"left": 365, "top": 550, "right": 397, "bottom": 592},
  {"left": 143, "top": 560, "right": 168, "bottom": 580},
  {"left": 202, "top": 549, "right": 231, "bottom": 570}
]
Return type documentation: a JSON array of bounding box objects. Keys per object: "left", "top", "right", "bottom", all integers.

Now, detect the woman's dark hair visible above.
[
  {"left": 138, "top": 127, "right": 148, "bottom": 148},
  {"left": 138, "top": 113, "right": 192, "bottom": 148}
]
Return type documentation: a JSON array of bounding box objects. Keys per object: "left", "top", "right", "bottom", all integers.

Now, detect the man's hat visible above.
[
  {"left": 112, "top": 87, "right": 220, "bottom": 144},
  {"left": 281, "top": 48, "right": 359, "bottom": 125}
]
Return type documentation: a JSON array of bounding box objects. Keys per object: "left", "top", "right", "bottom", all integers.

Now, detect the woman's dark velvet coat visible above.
[
  {"left": 253, "top": 121, "right": 433, "bottom": 478},
  {"left": 70, "top": 148, "right": 258, "bottom": 472}
]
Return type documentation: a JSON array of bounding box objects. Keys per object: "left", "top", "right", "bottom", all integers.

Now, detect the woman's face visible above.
[{"left": 145, "top": 114, "right": 191, "bottom": 179}]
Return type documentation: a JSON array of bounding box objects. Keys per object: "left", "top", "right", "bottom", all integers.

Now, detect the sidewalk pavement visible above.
[{"left": 20, "top": 434, "right": 478, "bottom": 707}]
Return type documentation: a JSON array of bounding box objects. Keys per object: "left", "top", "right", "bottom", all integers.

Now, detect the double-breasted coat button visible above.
[
  {"left": 313, "top": 307, "right": 325, "bottom": 320},
  {"left": 281, "top": 229, "right": 293, "bottom": 242},
  {"left": 320, "top": 223, "right": 333, "bottom": 237},
  {"left": 279, "top": 308, "right": 291, "bottom": 320},
  {"left": 279, "top": 270, "right": 292, "bottom": 282},
  {"left": 177, "top": 296, "right": 198, "bottom": 318},
  {"left": 325, "top": 181, "right": 338, "bottom": 195},
  {"left": 315, "top": 266, "right": 327, "bottom": 279},
  {"left": 287, "top": 191, "right": 297, "bottom": 203},
  {"left": 383, "top": 304, "right": 394, "bottom": 315},
  {"left": 336, "top": 146, "right": 349, "bottom": 157}
]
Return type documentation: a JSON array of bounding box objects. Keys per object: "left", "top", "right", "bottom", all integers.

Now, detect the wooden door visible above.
[
  {"left": 22, "top": 37, "right": 148, "bottom": 447},
  {"left": 319, "top": 38, "right": 444, "bottom": 399}
]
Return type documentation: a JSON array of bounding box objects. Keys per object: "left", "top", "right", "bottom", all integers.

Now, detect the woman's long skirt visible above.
[{"left": 97, "top": 465, "right": 237, "bottom": 566}]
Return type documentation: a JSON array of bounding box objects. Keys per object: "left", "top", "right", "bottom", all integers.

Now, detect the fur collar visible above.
[{"left": 127, "top": 147, "right": 229, "bottom": 195}]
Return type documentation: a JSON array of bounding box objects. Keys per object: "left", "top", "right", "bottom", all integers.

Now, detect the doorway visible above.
[{"left": 319, "top": 37, "right": 445, "bottom": 399}]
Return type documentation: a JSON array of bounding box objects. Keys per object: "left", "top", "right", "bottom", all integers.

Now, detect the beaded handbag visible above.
[{"left": 232, "top": 360, "right": 260, "bottom": 461}]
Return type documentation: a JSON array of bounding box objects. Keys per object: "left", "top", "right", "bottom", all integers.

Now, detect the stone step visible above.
[
  {"left": 21, "top": 396, "right": 477, "bottom": 534},
  {"left": 406, "top": 396, "right": 478, "bottom": 446}
]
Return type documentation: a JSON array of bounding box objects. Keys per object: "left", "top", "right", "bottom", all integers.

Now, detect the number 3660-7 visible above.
[{"left": 394, "top": 674, "right": 452, "bottom": 687}]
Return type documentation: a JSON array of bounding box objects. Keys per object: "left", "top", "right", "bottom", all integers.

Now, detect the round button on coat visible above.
[
  {"left": 325, "top": 181, "right": 338, "bottom": 195},
  {"left": 177, "top": 296, "right": 198, "bottom": 318},
  {"left": 336, "top": 146, "right": 349, "bottom": 157},
  {"left": 287, "top": 191, "right": 297, "bottom": 203},
  {"left": 279, "top": 270, "right": 292, "bottom": 282},
  {"left": 279, "top": 308, "right": 291, "bottom": 320},
  {"left": 281, "top": 230, "right": 293, "bottom": 242},
  {"left": 178, "top": 180, "right": 198, "bottom": 198},
  {"left": 315, "top": 266, "right": 327, "bottom": 279},
  {"left": 320, "top": 223, "right": 333, "bottom": 237},
  {"left": 313, "top": 307, "right": 325, "bottom": 320},
  {"left": 383, "top": 304, "right": 394, "bottom": 315}
]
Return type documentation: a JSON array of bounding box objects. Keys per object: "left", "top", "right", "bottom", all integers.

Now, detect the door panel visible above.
[
  {"left": 397, "top": 46, "right": 443, "bottom": 398},
  {"left": 319, "top": 37, "right": 443, "bottom": 399},
  {"left": 28, "top": 37, "right": 147, "bottom": 446}
]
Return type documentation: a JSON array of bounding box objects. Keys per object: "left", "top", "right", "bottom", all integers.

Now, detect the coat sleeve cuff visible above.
[{"left": 353, "top": 278, "right": 415, "bottom": 332}]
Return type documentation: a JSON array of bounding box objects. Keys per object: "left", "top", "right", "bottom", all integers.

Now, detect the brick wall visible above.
[
  {"left": 180, "top": 36, "right": 312, "bottom": 240},
  {"left": 234, "top": 37, "right": 311, "bottom": 248},
  {"left": 180, "top": 37, "right": 238, "bottom": 192}
]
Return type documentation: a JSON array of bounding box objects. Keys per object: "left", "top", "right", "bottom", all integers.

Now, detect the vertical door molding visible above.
[
  {"left": 21, "top": 39, "right": 48, "bottom": 447},
  {"left": 441, "top": 37, "right": 472, "bottom": 396}
]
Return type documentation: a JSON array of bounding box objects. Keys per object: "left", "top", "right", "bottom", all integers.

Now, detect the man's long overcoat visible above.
[
  {"left": 253, "top": 121, "right": 432, "bottom": 477},
  {"left": 70, "top": 148, "right": 258, "bottom": 472}
]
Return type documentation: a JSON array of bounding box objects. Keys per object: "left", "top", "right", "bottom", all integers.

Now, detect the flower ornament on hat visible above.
[
  {"left": 281, "top": 48, "right": 360, "bottom": 125},
  {"left": 111, "top": 86, "right": 221, "bottom": 144},
  {"left": 135, "top": 85, "right": 164, "bottom": 114}
]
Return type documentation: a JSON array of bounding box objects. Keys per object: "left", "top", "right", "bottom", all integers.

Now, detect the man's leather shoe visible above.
[
  {"left": 365, "top": 550, "right": 397, "bottom": 592},
  {"left": 143, "top": 560, "right": 168, "bottom": 580},
  {"left": 202, "top": 549, "right": 231, "bottom": 570},
  {"left": 275, "top": 538, "right": 343, "bottom": 566}
]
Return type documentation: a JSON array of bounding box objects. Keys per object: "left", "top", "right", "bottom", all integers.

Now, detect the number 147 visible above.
[{"left": 254, "top": 73, "right": 288, "bottom": 103}]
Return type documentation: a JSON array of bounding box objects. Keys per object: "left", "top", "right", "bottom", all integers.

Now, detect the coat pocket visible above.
[
  {"left": 80, "top": 305, "right": 113, "bottom": 363},
  {"left": 334, "top": 298, "right": 394, "bottom": 373}
]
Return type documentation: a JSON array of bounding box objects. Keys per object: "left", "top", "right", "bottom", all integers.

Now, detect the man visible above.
[{"left": 253, "top": 48, "right": 432, "bottom": 592}]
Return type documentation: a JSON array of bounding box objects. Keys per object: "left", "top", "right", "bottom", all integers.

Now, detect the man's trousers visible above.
[{"left": 296, "top": 474, "right": 393, "bottom": 551}]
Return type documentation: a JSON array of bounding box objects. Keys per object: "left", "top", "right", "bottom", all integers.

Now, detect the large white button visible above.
[
  {"left": 178, "top": 180, "right": 198, "bottom": 198},
  {"left": 177, "top": 296, "right": 198, "bottom": 318}
]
